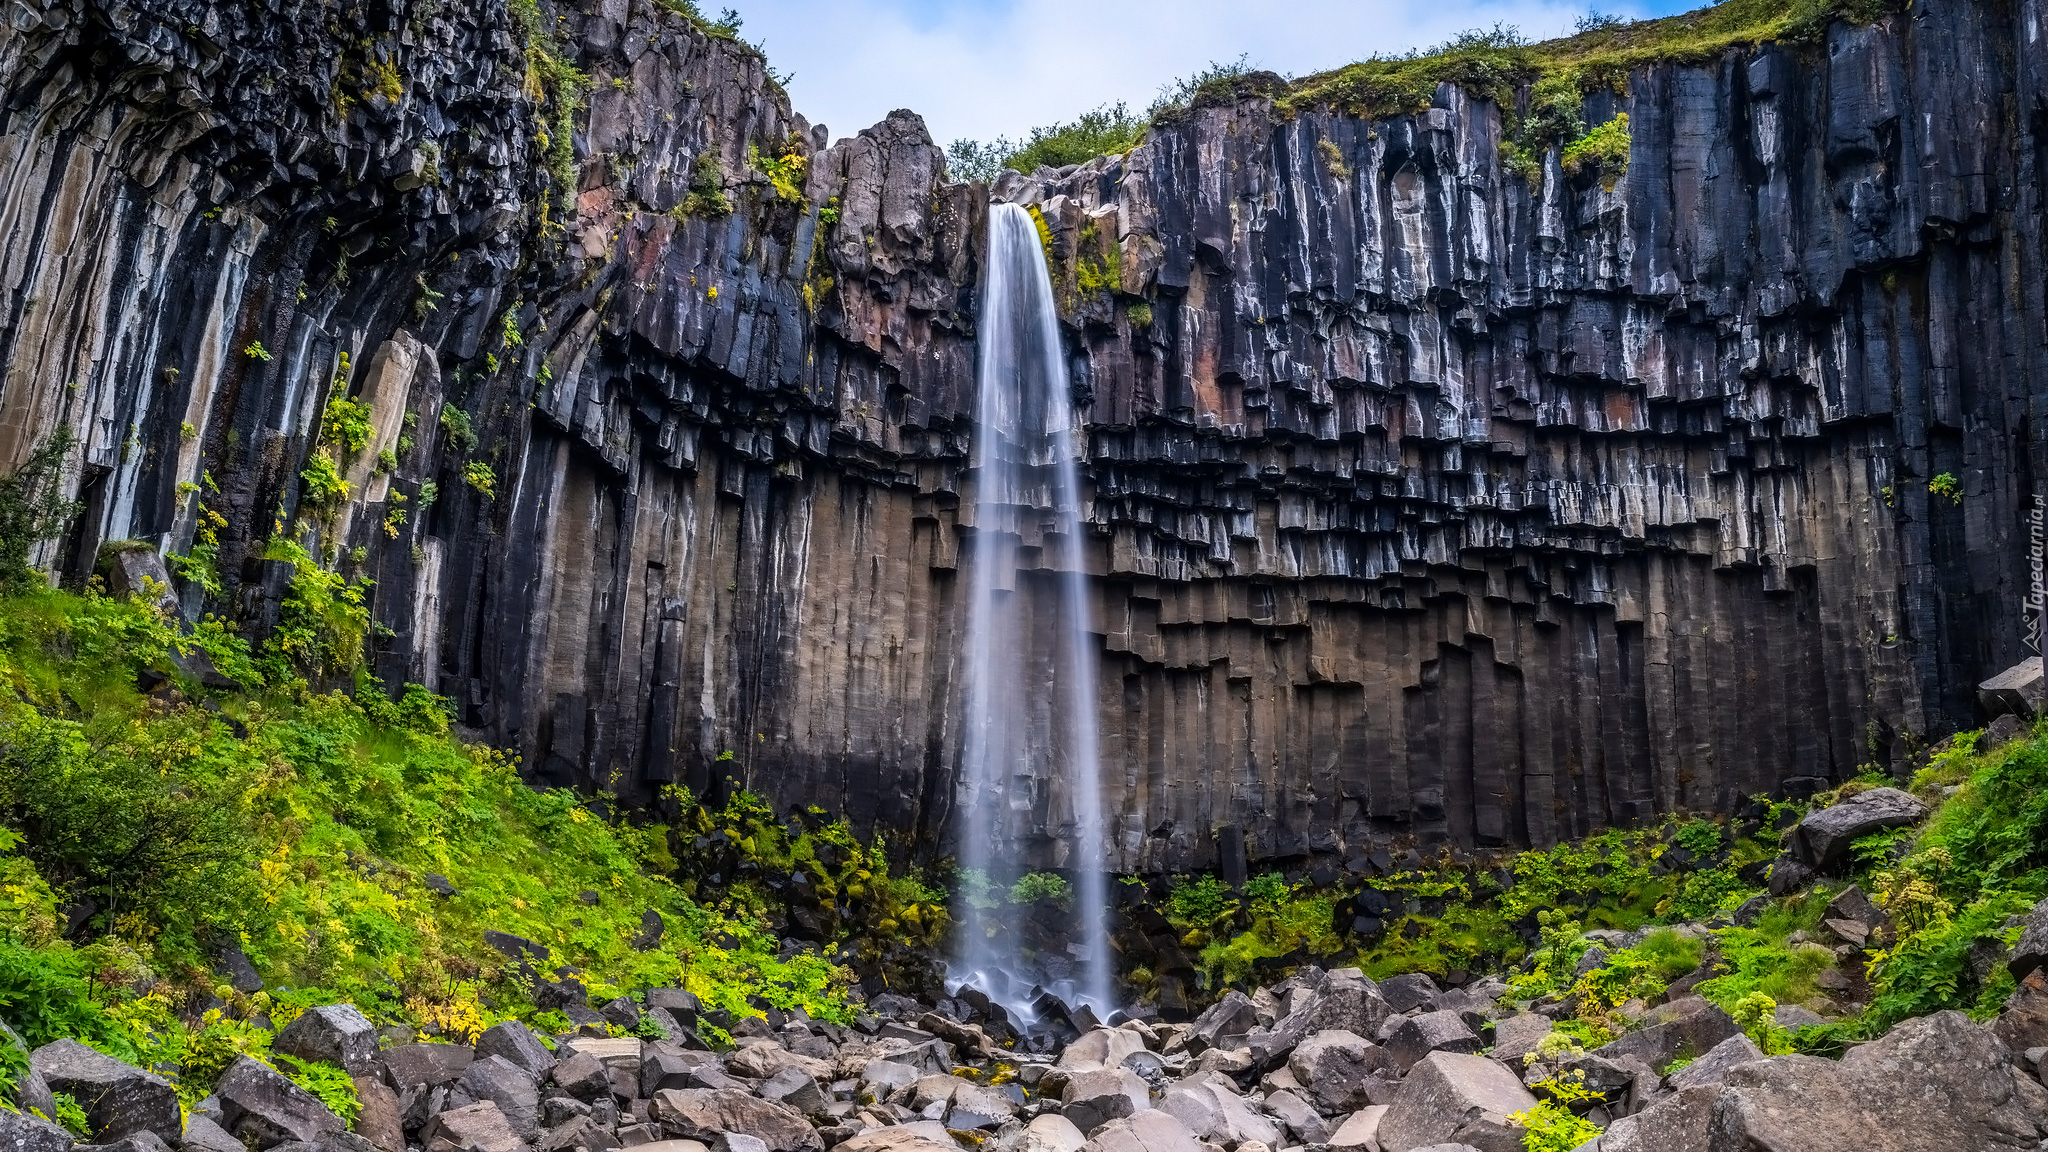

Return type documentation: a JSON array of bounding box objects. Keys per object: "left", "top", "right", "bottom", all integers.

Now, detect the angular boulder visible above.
[
  {"left": 1060, "top": 1068, "right": 1149, "bottom": 1134},
  {"left": 1155, "top": 1076, "right": 1278, "bottom": 1147},
  {"left": 1057, "top": 1028, "right": 1148, "bottom": 1073},
  {"left": 30, "top": 1039, "right": 181, "bottom": 1143},
  {"left": 1663, "top": 1032, "right": 1763, "bottom": 1093},
  {"left": 213, "top": 1056, "right": 347, "bottom": 1148},
  {"left": 1287, "top": 1029, "right": 1394, "bottom": 1114},
  {"left": 1979, "top": 657, "right": 2045, "bottom": 718},
  {"left": 0, "top": 1109, "right": 73, "bottom": 1152},
  {"left": 421, "top": 1101, "right": 525, "bottom": 1152},
  {"left": 1324, "top": 1106, "right": 1388, "bottom": 1152},
  {"left": 1383, "top": 1011, "right": 1483, "bottom": 1074},
  {"left": 459, "top": 1056, "right": 541, "bottom": 1139},
  {"left": 349, "top": 1075, "right": 405, "bottom": 1152},
  {"left": 1377, "top": 973, "right": 1440, "bottom": 1014},
  {"left": 1375, "top": 1052, "right": 1538, "bottom": 1152},
  {"left": 1789, "top": 788, "right": 1929, "bottom": 871},
  {"left": 1078, "top": 1110, "right": 1201, "bottom": 1152},
  {"left": 1590, "top": 998, "right": 1736, "bottom": 1073},
  {"left": 647, "top": 1089, "right": 822, "bottom": 1152},
  {"left": 1487, "top": 1014, "right": 1552, "bottom": 1066},
  {"left": 381, "top": 1043, "right": 475, "bottom": 1090},
  {"left": 476, "top": 1023, "right": 557, "bottom": 1079},
  {"left": 1184, "top": 992, "right": 1258, "bottom": 1055},
  {"left": 1594, "top": 1085, "right": 1719, "bottom": 1152},
  {"left": 272, "top": 1006, "right": 379, "bottom": 1076}
]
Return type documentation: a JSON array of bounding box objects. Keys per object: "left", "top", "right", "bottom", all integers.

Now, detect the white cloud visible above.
[{"left": 732, "top": 0, "right": 1669, "bottom": 150}]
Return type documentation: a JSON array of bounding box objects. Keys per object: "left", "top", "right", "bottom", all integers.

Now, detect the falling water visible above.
[{"left": 953, "top": 202, "right": 1113, "bottom": 1019}]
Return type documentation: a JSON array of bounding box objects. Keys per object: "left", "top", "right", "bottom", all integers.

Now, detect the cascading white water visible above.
[{"left": 953, "top": 202, "right": 1113, "bottom": 1020}]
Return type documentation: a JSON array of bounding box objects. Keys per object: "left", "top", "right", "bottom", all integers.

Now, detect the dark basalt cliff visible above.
[{"left": 1, "top": 0, "right": 2043, "bottom": 871}]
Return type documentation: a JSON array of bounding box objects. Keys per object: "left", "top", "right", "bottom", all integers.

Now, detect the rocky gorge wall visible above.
[{"left": 0, "top": 0, "right": 2042, "bottom": 873}]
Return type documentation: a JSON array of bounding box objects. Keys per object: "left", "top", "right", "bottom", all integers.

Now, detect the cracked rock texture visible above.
[{"left": 0, "top": 0, "right": 2043, "bottom": 870}]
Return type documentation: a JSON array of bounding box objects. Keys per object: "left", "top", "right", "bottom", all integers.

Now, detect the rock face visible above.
[{"left": 0, "top": 0, "right": 2043, "bottom": 868}]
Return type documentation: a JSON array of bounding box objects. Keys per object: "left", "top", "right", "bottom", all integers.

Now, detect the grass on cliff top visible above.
[
  {"left": 1281, "top": 0, "right": 1898, "bottom": 119},
  {"left": 0, "top": 581, "right": 875, "bottom": 1110}
]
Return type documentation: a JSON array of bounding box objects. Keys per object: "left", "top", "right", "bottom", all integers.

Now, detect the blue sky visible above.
[{"left": 731, "top": 0, "right": 1704, "bottom": 149}]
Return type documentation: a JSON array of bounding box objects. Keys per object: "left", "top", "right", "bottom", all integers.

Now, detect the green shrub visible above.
[
  {"left": 439, "top": 406, "right": 476, "bottom": 453},
  {"left": 0, "top": 430, "right": 79, "bottom": 596},
  {"left": 1166, "top": 875, "right": 1233, "bottom": 929},
  {"left": 1008, "top": 872, "right": 1071, "bottom": 908},
  {"left": 48, "top": 1091, "right": 89, "bottom": 1136}
]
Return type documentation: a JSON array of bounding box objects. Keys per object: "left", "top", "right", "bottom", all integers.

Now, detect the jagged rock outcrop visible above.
[{"left": 0, "top": 0, "right": 2042, "bottom": 869}]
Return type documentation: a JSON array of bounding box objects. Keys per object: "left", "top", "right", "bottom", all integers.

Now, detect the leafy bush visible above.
[
  {"left": 0, "top": 431, "right": 79, "bottom": 596},
  {"left": 1008, "top": 872, "right": 1071, "bottom": 908},
  {"left": 1166, "top": 875, "right": 1233, "bottom": 929},
  {"left": 464, "top": 462, "right": 497, "bottom": 498}
]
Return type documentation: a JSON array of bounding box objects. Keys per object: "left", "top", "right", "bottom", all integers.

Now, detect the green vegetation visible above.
[
  {"left": 0, "top": 580, "right": 876, "bottom": 1103},
  {"left": 463, "top": 461, "right": 497, "bottom": 499},
  {"left": 0, "top": 430, "right": 78, "bottom": 596},
  {"left": 1008, "top": 872, "right": 1072, "bottom": 908},
  {"left": 1509, "top": 1071, "right": 1603, "bottom": 1150},
  {"left": 506, "top": 0, "right": 590, "bottom": 225},
  {"left": 439, "top": 404, "right": 476, "bottom": 453},
  {"left": 1928, "top": 472, "right": 1962, "bottom": 502},
  {"left": 947, "top": 0, "right": 1898, "bottom": 185},
  {"left": 749, "top": 140, "right": 808, "bottom": 203},
  {"left": 322, "top": 395, "right": 374, "bottom": 460},
  {"left": 243, "top": 342, "right": 271, "bottom": 361},
  {"left": 676, "top": 152, "right": 733, "bottom": 218}
]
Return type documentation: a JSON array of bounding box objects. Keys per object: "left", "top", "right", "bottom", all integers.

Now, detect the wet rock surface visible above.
[{"left": 0, "top": 0, "right": 2041, "bottom": 873}]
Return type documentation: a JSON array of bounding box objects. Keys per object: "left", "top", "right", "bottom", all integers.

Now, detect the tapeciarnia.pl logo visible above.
[{"left": 2028, "top": 495, "right": 2045, "bottom": 655}]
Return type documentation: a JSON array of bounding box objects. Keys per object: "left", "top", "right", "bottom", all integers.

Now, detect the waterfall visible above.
[{"left": 953, "top": 201, "right": 1113, "bottom": 1021}]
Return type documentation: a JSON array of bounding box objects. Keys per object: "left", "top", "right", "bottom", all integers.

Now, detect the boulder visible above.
[
  {"left": 1594, "top": 1085, "right": 1719, "bottom": 1152},
  {"left": 726, "top": 1045, "right": 832, "bottom": 1082},
  {"left": 1383, "top": 1012, "right": 1482, "bottom": 1074},
  {"left": 2008, "top": 896, "right": 2048, "bottom": 982},
  {"left": 421, "top": 1102, "right": 525, "bottom": 1152},
  {"left": 1058, "top": 1029, "right": 1148, "bottom": 1073},
  {"left": 1184, "top": 993, "right": 1258, "bottom": 1055},
  {"left": 272, "top": 1007, "right": 379, "bottom": 1076},
  {"left": 382, "top": 1044, "right": 475, "bottom": 1090},
  {"left": 1060, "top": 1068, "right": 1149, "bottom": 1134},
  {"left": 74, "top": 1133, "right": 171, "bottom": 1152},
  {"left": 1288, "top": 1029, "right": 1393, "bottom": 1113},
  {"left": 1487, "top": 1015, "right": 1552, "bottom": 1066},
  {"left": 1154, "top": 1076, "right": 1278, "bottom": 1148},
  {"left": 476, "top": 1023, "right": 557, "bottom": 1079},
  {"left": 30, "top": 1039, "right": 180, "bottom": 1143},
  {"left": 1995, "top": 971, "right": 2048, "bottom": 1052},
  {"left": 757, "top": 1068, "right": 827, "bottom": 1120},
  {"left": 1324, "top": 1106, "right": 1388, "bottom": 1152},
  {"left": 349, "top": 1076, "right": 405, "bottom": 1152},
  {"left": 1261, "top": 1089, "right": 1328, "bottom": 1143},
  {"left": 179, "top": 1114, "right": 245, "bottom": 1152},
  {"left": 1377, "top": 974, "right": 1439, "bottom": 1015},
  {"left": 639, "top": 1049, "right": 721, "bottom": 1098},
  {"left": 1979, "top": 657, "right": 2045, "bottom": 718},
  {"left": 1078, "top": 1110, "right": 1201, "bottom": 1152},
  {"left": 1663, "top": 1033, "right": 1763, "bottom": 1093},
  {"left": 856, "top": 1060, "right": 920, "bottom": 1100},
  {"left": 1010, "top": 1115, "right": 1086, "bottom": 1152},
  {"left": 213, "top": 1057, "right": 346, "bottom": 1148},
  {"left": 548, "top": 1053, "right": 611, "bottom": 1105},
  {"left": 1789, "top": 788, "right": 1929, "bottom": 872},
  {"left": 1374, "top": 1052, "right": 1538, "bottom": 1152},
  {"left": 647, "top": 1089, "right": 822, "bottom": 1152},
  {"left": 833, "top": 1126, "right": 955, "bottom": 1152},
  {"left": 1590, "top": 999, "right": 1736, "bottom": 1073},
  {"left": 459, "top": 1057, "right": 541, "bottom": 1139},
  {"left": 944, "top": 1083, "right": 1017, "bottom": 1130},
  {"left": 0, "top": 1109, "right": 73, "bottom": 1152}
]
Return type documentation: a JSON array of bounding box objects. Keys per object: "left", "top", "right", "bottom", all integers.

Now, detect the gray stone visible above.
[
  {"left": 646, "top": 1090, "right": 822, "bottom": 1152},
  {"left": 1980, "top": 658, "right": 2045, "bottom": 718},
  {"left": 460, "top": 1057, "right": 541, "bottom": 1139},
  {"left": 1375, "top": 1053, "right": 1538, "bottom": 1152},
  {"left": 1383, "top": 1012, "right": 1482, "bottom": 1074},
  {"left": 1260, "top": 1089, "right": 1326, "bottom": 1143},
  {"left": 1059, "top": 1068, "right": 1149, "bottom": 1134},
  {"left": 1487, "top": 1015, "right": 1552, "bottom": 1066},
  {"left": 348, "top": 1077, "right": 404, "bottom": 1152},
  {"left": 1590, "top": 999, "right": 1737, "bottom": 1074},
  {"left": 1154, "top": 1076, "right": 1277, "bottom": 1148},
  {"left": 1184, "top": 993, "right": 1258, "bottom": 1055},
  {"left": 1287, "top": 1029, "right": 1393, "bottom": 1114},
  {"left": 477, "top": 1024, "right": 557, "bottom": 1080},
  {"left": 213, "top": 1057, "right": 346, "bottom": 1149},
  {"left": 1594, "top": 1085, "right": 1719, "bottom": 1152},
  {"left": 421, "top": 1102, "right": 525, "bottom": 1152},
  {"left": 273, "top": 1006, "right": 379, "bottom": 1076},
  {"left": 1077, "top": 1111, "right": 1200, "bottom": 1152},
  {"left": 179, "top": 1114, "right": 244, "bottom": 1152},
  {"left": 549, "top": 1054, "right": 611, "bottom": 1105},
  {"left": 1790, "top": 788, "right": 1930, "bottom": 872},
  {"left": 383, "top": 1044, "right": 476, "bottom": 1091},
  {"left": 1323, "top": 1106, "right": 1387, "bottom": 1152},
  {"left": 1376, "top": 974, "right": 1439, "bottom": 1015},
  {"left": 1664, "top": 1033, "right": 1764, "bottom": 1092},
  {"left": 757, "top": 1068, "right": 827, "bottom": 1120},
  {"left": 30, "top": 1040, "right": 180, "bottom": 1144},
  {"left": 0, "top": 1109, "right": 74, "bottom": 1152}
]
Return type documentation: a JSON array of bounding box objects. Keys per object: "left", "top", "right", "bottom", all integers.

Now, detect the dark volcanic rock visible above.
[
  {"left": 273, "top": 1005, "right": 379, "bottom": 1076},
  {"left": 1790, "top": 788, "right": 1930, "bottom": 871},
  {"left": 29, "top": 1040, "right": 181, "bottom": 1144},
  {"left": 213, "top": 1056, "right": 347, "bottom": 1148},
  {"left": 0, "top": 0, "right": 2041, "bottom": 875}
]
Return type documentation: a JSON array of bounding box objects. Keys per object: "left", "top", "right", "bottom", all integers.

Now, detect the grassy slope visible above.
[{"left": 0, "top": 584, "right": 875, "bottom": 1113}]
